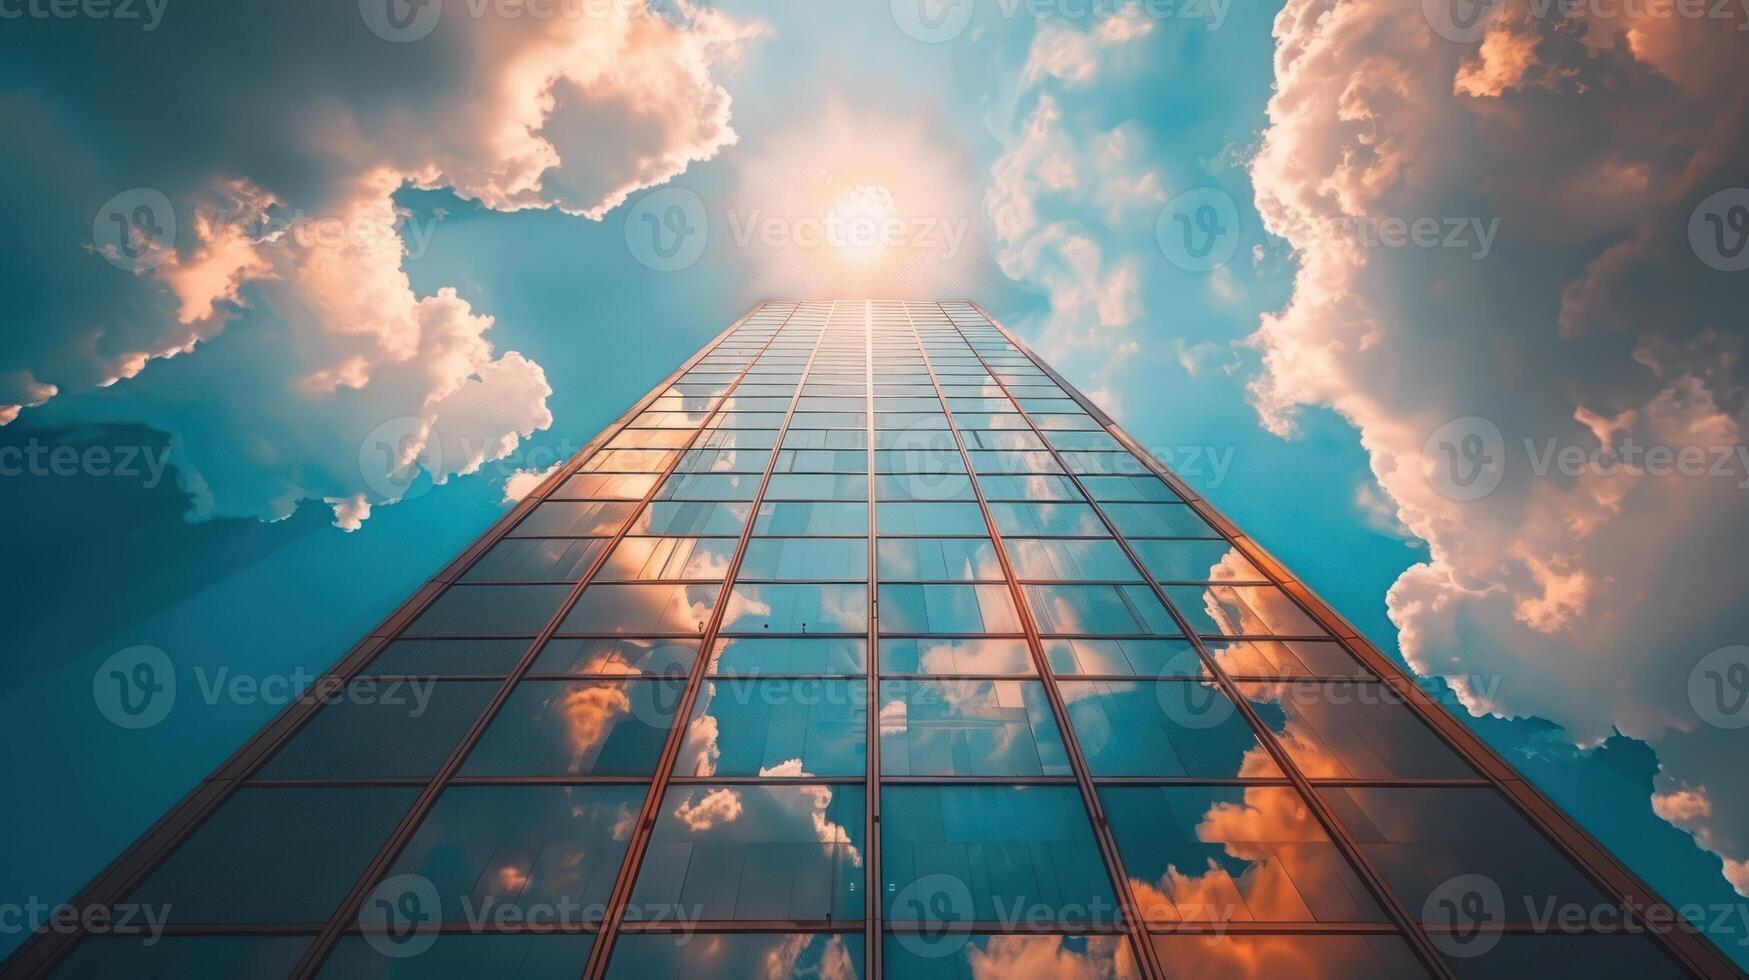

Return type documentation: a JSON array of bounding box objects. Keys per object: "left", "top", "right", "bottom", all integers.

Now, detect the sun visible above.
[{"left": 830, "top": 184, "right": 901, "bottom": 262}]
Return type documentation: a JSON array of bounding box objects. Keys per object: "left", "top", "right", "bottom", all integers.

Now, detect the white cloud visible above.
[
  {"left": 1, "top": 0, "right": 753, "bottom": 527},
  {"left": 502, "top": 462, "right": 565, "bottom": 504},
  {"left": 1249, "top": 0, "right": 1749, "bottom": 893}
]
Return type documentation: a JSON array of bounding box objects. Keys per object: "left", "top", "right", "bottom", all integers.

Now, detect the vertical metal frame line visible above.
[
  {"left": 861, "top": 301, "right": 883, "bottom": 979},
  {"left": 288, "top": 304, "right": 800, "bottom": 979},
  {"left": 936, "top": 302, "right": 1457, "bottom": 980},
  {"left": 581, "top": 302, "right": 829, "bottom": 979},
  {"left": 0, "top": 311, "right": 763, "bottom": 980},
  {"left": 900, "top": 304, "right": 1168, "bottom": 980},
  {"left": 971, "top": 301, "right": 1740, "bottom": 979}
]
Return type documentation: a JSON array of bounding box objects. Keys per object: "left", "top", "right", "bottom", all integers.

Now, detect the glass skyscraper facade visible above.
[{"left": 12, "top": 301, "right": 1738, "bottom": 979}]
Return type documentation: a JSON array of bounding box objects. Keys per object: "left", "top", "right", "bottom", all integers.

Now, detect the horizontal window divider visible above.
[
  {"left": 882, "top": 920, "right": 1128, "bottom": 935},
  {"left": 443, "top": 776, "right": 654, "bottom": 786},
  {"left": 1143, "top": 922, "right": 1404, "bottom": 936},
  {"left": 617, "top": 921, "right": 862, "bottom": 935},
  {"left": 664, "top": 775, "right": 866, "bottom": 785},
  {"left": 876, "top": 775, "right": 1081, "bottom": 785}
]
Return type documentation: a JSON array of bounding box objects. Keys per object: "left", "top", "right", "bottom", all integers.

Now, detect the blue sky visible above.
[{"left": 2, "top": 0, "right": 1747, "bottom": 964}]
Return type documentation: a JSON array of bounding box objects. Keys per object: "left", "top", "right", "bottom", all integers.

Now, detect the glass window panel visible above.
[
  {"left": 976, "top": 474, "right": 1085, "bottom": 501},
  {"left": 463, "top": 538, "right": 605, "bottom": 583},
  {"left": 1059, "top": 680, "right": 1279, "bottom": 779},
  {"left": 961, "top": 430, "right": 1044, "bottom": 452},
  {"left": 364, "top": 638, "right": 531, "bottom": 676},
  {"left": 1060, "top": 451, "right": 1148, "bottom": 476},
  {"left": 874, "top": 449, "right": 967, "bottom": 476},
  {"left": 877, "top": 428, "right": 957, "bottom": 452},
  {"left": 384, "top": 786, "right": 642, "bottom": 920},
  {"left": 1166, "top": 585, "right": 1327, "bottom": 637},
  {"left": 606, "top": 933, "right": 862, "bottom": 979},
  {"left": 879, "top": 680, "right": 1068, "bottom": 776},
  {"left": 656, "top": 472, "right": 761, "bottom": 501},
  {"left": 776, "top": 449, "right": 867, "bottom": 473},
  {"left": 580, "top": 451, "right": 675, "bottom": 472},
  {"left": 1100, "top": 503, "right": 1219, "bottom": 538},
  {"left": 678, "top": 678, "right": 867, "bottom": 776},
  {"left": 1006, "top": 538, "right": 1140, "bottom": 581},
  {"left": 1319, "top": 786, "right": 1616, "bottom": 925},
  {"left": 1032, "top": 413, "right": 1105, "bottom": 431},
  {"left": 256, "top": 681, "right": 495, "bottom": 780},
  {"left": 125, "top": 787, "right": 418, "bottom": 924},
  {"left": 876, "top": 538, "right": 1003, "bottom": 581},
  {"left": 950, "top": 412, "right": 1034, "bottom": 430},
  {"left": 1103, "top": 786, "right": 1385, "bottom": 924},
  {"left": 989, "top": 502, "right": 1107, "bottom": 537},
  {"left": 1440, "top": 934, "right": 1688, "bottom": 980},
  {"left": 1131, "top": 539, "right": 1266, "bottom": 582},
  {"left": 463, "top": 679, "right": 681, "bottom": 776},
  {"left": 783, "top": 429, "right": 866, "bottom": 450},
  {"left": 764, "top": 474, "right": 869, "bottom": 501},
  {"left": 511, "top": 501, "right": 636, "bottom": 537},
  {"left": 1043, "top": 639, "right": 1201, "bottom": 677},
  {"left": 719, "top": 396, "right": 792, "bottom": 412},
  {"left": 630, "top": 411, "right": 710, "bottom": 429},
  {"left": 1024, "top": 584, "right": 1178, "bottom": 636},
  {"left": 631, "top": 784, "right": 865, "bottom": 921},
  {"left": 721, "top": 584, "right": 869, "bottom": 633},
  {"left": 631, "top": 501, "right": 751, "bottom": 536},
  {"left": 754, "top": 501, "right": 869, "bottom": 535},
  {"left": 711, "top": 412, "right": 787, "bottom": 428},
  {"left": 56, "top": 936, "right": 310, "bottom": 979},
  {"left": 739, "top": 538, "right": 869, "bottom": 581},
  {"left": 1045, "top": 430, "right": 1126, "bottom": 452},
  {"left": 788, "top": 412, "right": 865, "bottom": 429},
  {"left": 880, "top": 638, "right": 1035, "bottom": 675},
  {"left": 968, "top": 450, "right": 1063, "bottom": 475},
  {"left": 1151, "top": 934, "right": 1428, "bottom": 979},
  {"left": 561, "top": 583, "right": 720, "bottom": 635},
  {"left": 882, "top": 785, "right": 1118, "bottom": 926},
  {"left": 530, "top": 637, "right": 699, "bottom": 677},
  {"left": 319, "top": 935, "right": 595, "bottom": 980},
  {"left": 696, "top": 429, "right": 779, "bottom": 450},
  {"left": 407, "top": 585, "right": 571, "bottom": 636},
  {"left": 875, "top": 472, "right": 976, "bottom": 501},
  {"left": 1207, "top": 640, "right": 1373, "bottom": 679},
  {"left": 1239, "top": 681, "right": 1474, "bottom": 779},
  {"left": 552, "top": 472, "right": 659, "bottom": 500},
  {"left": 709, "top": 637, "right": 869, "bottom": 675},
  {"left": 1079, "top": 475, "right": 1180, "bottom": 502},
  {"left": 797, "top": 396, "right": 866, "bottom": 411},
  {"left": 876, "top": 502, "right": 987, "bottom": 536},
  {"left": 677, "top": 448, "right": 771, "bottom": 473},
  {"left": 599, "top": 536, "right": 737, "bottom": 581},
  {"left": 883, "top": 935, "right": 1138, "bottom": 979},
  {"left": 879, "top": 584, "right": 1022, "bottom": 634}
]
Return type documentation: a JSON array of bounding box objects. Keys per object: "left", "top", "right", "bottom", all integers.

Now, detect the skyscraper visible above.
[{"left": 11, "top": 301, "right": 1738, "bottom": 979}]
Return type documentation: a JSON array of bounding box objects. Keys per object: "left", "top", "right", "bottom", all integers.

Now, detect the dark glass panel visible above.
[
  {"left": 256, "top": 681, "right": 495, "bottom": 780},
  {"left": 127, "top": 787, "right": 419, "bottom": 923},
  {"left": 882, "top": 785, "right": 1118, "bottom": 926}
]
